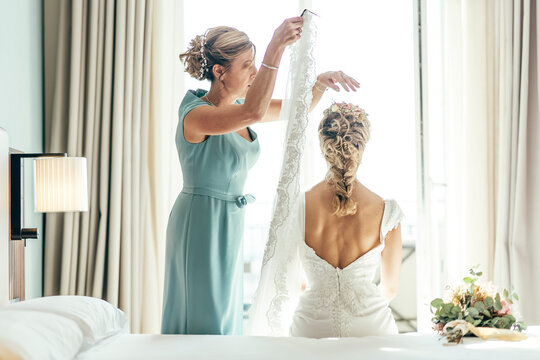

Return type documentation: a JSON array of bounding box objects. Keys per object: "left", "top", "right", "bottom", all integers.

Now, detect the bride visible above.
[
  {"left": 247, "top": 102, "right": 404, "bottom": 338},
  {"left": 247, "top": 11, "right": 403, "bottom": 338},
  {"left": 290, "top": 102, "right": 404, "bottom": 337}
]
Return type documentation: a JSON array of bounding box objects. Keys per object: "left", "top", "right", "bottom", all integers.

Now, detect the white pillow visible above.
[
  {"left": 5, "top": 296, "right": 128, "bottom": 350},
  {"left": 0, "top": 309, "right": 84, "bottom": 360}
]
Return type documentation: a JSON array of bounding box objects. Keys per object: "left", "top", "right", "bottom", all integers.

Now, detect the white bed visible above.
[
  {"left": 75, "top": 331, "right": 540, "bottom": 360},
  {"left": 1, "top": 131, "right": 539, "bottom": 360},
  {"left": 2, "top": 296, "right": 539, "bottom": 360}
]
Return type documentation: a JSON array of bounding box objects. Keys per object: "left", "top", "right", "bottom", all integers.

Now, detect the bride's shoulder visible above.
[
  {"left": 355, "top": 184, "right": 384, "bottom": 207},
  {"left": 305, "top": 181, "right": 329, "bottom": 198},
  {"left": 304, "top": 182, "right": 333, "bottom": 211}
]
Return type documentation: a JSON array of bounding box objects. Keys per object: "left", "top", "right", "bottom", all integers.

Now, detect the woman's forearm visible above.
[
  {"left": 309, "top": 77, "right": 326, "bottom": 112},
  {"left": 244, "top": 43, "right": 285, "bottom": 120}
]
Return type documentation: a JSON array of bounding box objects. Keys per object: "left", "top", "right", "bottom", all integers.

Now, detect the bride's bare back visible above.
[{"left": 305, "top": 180, "right": 402, "bottom": 300}]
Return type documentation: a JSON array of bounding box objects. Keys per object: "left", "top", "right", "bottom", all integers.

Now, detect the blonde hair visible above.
[
  {"left": 179, "top": 26, "right": 255, "bottom": 81},
  {"left": 318, "top": 103, "right": 371, "bottom": 217}
]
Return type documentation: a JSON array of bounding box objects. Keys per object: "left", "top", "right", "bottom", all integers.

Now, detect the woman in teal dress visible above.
[{"left": 161, "top": 18, "right": 360, "bottom": 335}]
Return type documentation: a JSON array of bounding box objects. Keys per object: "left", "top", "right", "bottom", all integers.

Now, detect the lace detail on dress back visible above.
[{"left": 295, "top": 194, "right": 404, "bottom": 337}]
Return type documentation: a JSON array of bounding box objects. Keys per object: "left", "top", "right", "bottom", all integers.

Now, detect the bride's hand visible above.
[{"left": 316, "top": 71, "right": 360, "bottom": 92}]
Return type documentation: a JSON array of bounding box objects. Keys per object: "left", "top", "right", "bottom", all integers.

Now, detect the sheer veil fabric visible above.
[{"left": 246, "top": 12, "right": 318, "bottom": 336}]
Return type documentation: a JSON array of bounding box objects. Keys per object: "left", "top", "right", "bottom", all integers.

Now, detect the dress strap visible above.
[{"left": 379, "top": 199, "right": 405, "bottom": 244}]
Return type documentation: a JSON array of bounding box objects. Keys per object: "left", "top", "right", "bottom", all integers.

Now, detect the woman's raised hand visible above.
[
  {"left": 316, "top": 71, "right": 361, "bottom": 92},
  {"left": 270, "top": 17, "right": 304, "bottom": 49}
]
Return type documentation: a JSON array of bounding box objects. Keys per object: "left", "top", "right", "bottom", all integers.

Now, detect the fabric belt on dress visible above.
[{"left": 181, "top": 186, "right": 255, "bottom": 208}]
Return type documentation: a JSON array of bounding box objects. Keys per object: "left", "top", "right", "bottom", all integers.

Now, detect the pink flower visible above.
[
  {"left": 435, "top": 323, "right": 445, "bottom": 334},
  {"left": 499, "top": 300, "right": 512, "bottom": 316}
]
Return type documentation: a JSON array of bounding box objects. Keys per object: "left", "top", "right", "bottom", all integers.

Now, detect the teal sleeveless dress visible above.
[{"left": 161, "top": 89, "right": 260, "bottom": 335}]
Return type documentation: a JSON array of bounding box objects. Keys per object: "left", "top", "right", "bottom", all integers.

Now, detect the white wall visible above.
[{"left": 0, "top": 0, "right": 44, "bottom": 299}]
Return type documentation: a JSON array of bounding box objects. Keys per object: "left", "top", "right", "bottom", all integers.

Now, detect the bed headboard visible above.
[{"left": 0, "top": 128, "right": 9, "bottom": 306}]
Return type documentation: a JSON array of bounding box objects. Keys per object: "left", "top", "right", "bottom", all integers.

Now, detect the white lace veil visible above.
[{"left": 246, "top": 12, "right": 318, "bottom": 336}]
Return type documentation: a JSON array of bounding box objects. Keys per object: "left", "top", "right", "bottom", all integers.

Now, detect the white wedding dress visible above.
[{"left": 290, "top": 193, "right": 404, "bottom": 338}]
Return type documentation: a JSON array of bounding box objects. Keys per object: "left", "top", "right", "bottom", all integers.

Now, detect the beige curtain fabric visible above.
[
  {"left": 418, "top": 0, "right": 540, "bottom": 329},
  {"left": 492, "top": 0, "right": 540, "bottom": 325},
  {"left": 43, "top": 0, "right": 182, "bottom": 333}
]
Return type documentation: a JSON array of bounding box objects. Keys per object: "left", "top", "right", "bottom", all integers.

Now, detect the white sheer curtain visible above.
[
  {"left": 440, "top": 0, "right": 492, "bottom": 286},
  {"left": 418, "top": 0, "right": 540, "bottom": 330}
]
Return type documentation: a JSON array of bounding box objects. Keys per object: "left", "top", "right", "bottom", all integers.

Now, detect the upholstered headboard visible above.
[{"left": 0, "top": 128, "right": 9, "bottom": 306}]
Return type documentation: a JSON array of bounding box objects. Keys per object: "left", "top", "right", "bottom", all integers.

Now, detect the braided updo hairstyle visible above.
[
  {"left": 179, "top": 26, "right": 255, "bottom": 81},
  {"left": 318, "top": 103, "right": 371, "bottom": 217}
]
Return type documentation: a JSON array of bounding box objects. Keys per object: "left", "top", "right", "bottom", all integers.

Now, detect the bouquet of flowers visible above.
[{"left": 430, "top": 267, "right": 527, "bottom": 344}]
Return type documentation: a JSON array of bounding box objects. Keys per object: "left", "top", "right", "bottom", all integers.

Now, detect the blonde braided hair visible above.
[{"left": 318, "top": 102, "right": 371, "bottom": 217}]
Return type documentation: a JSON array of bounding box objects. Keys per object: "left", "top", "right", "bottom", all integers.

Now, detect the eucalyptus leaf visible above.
[
  {"left": 485, "top": 297, "right": 494, "bottom": 307},
  {"left": 431, "top": 298, "right": 444, "bottom": 308},
  {"left": 444, "top": 303, "right": 454, "bottom": 312},
  {"left": 467, "top": 307, "right": 479, "bottom": 317},
  {"left": 474, "top": 301, "right": 485, "bottom": 311}
]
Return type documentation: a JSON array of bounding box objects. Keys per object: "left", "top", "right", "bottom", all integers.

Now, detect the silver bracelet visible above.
[
  {"left": 314, "top": 82, "right": 327, "bottom": 93},
  {"left": 261, "top": 63, "right": 279, "bottom": 70}
]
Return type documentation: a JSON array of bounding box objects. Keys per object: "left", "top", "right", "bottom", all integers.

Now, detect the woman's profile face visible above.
[{"left": 222, "top": 48, "right": 257, "bottom": 98}]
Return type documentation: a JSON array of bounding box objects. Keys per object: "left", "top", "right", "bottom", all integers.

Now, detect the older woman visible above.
[{"left": 161, "top": 17, "right": 359, "bottom": 335}]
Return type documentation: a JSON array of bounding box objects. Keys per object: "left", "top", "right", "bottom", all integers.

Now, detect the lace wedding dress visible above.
[
  {"left": 246, "top": 11, "right": 404, "bottom": 338},
  {"left": 290, "top": 193, "right": 403, "bottom": 338}
]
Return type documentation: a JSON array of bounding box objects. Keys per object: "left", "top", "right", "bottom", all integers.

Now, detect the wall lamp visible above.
[{"left": 10, "top": 153, "right": 88, "bottom": 241}]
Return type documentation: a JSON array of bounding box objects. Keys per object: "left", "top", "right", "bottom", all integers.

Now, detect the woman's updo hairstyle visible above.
[
  {"left": 318, "top": 102, "right": 371, "bottom": 217},
  {"left": 179, "top": 26, "right": 255, "bottom": 81}
]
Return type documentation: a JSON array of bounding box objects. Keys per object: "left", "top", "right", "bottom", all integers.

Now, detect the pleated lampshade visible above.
[{"left": 33, "top": 157, "right": 88, "bottom": 212}]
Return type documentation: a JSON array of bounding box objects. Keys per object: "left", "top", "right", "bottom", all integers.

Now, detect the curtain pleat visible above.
[
  {"left": 43, "top": 0, "right": 182, "bottom": 333},
  {"left": 420, "top": 0, "right": 540, "bottom": 328}
]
